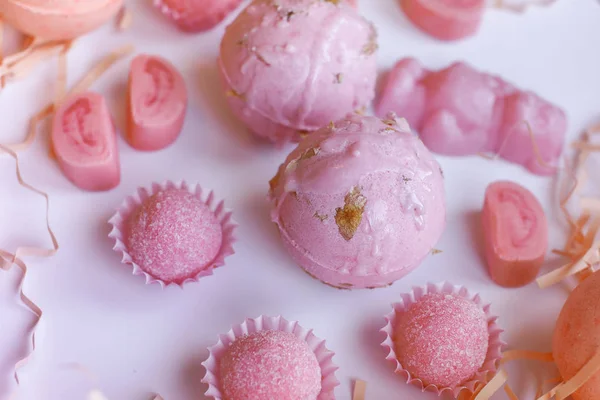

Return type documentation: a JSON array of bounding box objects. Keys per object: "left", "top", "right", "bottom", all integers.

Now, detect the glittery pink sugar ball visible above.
[
  {"left": 220, "top": 330, "right": 322, "bottom": 400},
  {"left": 219, "top": 0, "right": 378, "bottom": 144},
  {"left": 126, "top": 188, "right": 223, "bottom": 283},
  {"left": 394, "top": 293, "right": 489, "bottom": 388}
]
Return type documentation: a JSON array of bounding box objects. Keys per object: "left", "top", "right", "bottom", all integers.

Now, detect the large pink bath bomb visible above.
[
  {"left": 268, "top": 114, "right": 446, "bottom": 289},
  {"left": 219, "top": 0, "right": 378, "bottom": 144},
  {"left": 126, "top": 188, "right": 223, "bottom": 284},
  {"left": 553, "top": 271, "right": 600, "bottom": 400},
  {"left": 220, "top": 330, "right": 321, "bottom": 400},
  {"left": 394, "top": 293, "right": 489, "bottom": 388}
]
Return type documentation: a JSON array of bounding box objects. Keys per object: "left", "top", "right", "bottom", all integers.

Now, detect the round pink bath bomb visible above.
[
  {"left": 219, "top": 0, "right": 378, "bottom": 144},
  {"left": 268, "top": 114, "right": 446, "bottom": 289},
  {"left": 220, "top": 330, "right": 321, "bottom": 400},
  {"left": 126, "top": 188, "right": 222, "bottom": 283},
  {"left": 394, "top": 293, "right": 489, "bottom": 388}
]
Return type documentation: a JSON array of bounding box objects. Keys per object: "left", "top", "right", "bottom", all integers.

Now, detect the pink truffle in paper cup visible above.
[
  {"left": 108, "top": 181, "right": 236, "bottom": 287},
  {"left": 201, "top": 315, "right": 338, "bottom": 400},
  {"left": 219, "top": 0, "right": 378, "bottom": 144},
  {"left": 381, "top": 282, "right": 504, "bottom": 397},
  {"left": 154, "top": 0, "right": 244, "bottom": 32}
]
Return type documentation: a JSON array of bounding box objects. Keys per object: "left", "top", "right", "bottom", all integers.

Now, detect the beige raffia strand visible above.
[
  {"left": 117, "top": 7, "right": 133, "bottom": 31},
  {"left": 0, "top": 38, "right": 70, "bottom": 84},
  {"left": 353, "top": 380, "right": 366, "bottom": 400},
  {"left": 535, "top": 350, "right": 600, "bottom": 400}
]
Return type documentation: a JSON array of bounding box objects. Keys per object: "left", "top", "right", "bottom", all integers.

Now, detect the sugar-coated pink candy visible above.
[
  {"left": 219, "top": 0, "right": 378, "bottom": 144},
  {"left": 394, "top": 293, "right": 489, "bottom": 388},
  {"left": 155, "top": 0, "right": 243, "bottom": 32},
  {"left": 51, "top": 92, "right": 120, "bottom": 191},
  {"left": 220, "top": 330, "right": 321, "bottom": 400},
  {"left": 482, "top": 181, "right": 547, "bottom": 288},
  {"left": 400, "top": 0, "right": 485, "bottom": 41},
  {"left": 553, "top": 271, "right": 600, "bottom": 400},
  {"left": 376, "top": 58, "right": 567, "bottom": 175},
  {"left": 269, "top": 114, "right": 446, "bottom": 289},
  {"left": 127, "top": 54, "right": 187, "bottom": 151},
  {"left": 126, "top": 188, "right": 223, "bottom": 284}
]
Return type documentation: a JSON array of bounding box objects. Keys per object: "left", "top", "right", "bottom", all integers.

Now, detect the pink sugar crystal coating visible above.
[
  {"left": 269, "top": 114, "right": 446, "bottom": 289},
  {"left": 220, "top": 330, "right": 321, "bottom": 400},
  {"left": 155, "top": 0, "right": 244, "bottom": 32},
  {"left": 219, "top": 0, "right": 378, "bottom": 144},
  {"left": 394, "top": 293, "right": 489, "bottom": 388},
  {"left": 400, "top": 0, "right": 485, "bottom": 41},
  {"left": 126, "top": 188, "right": 223, "bottom": 283},
  {"left": 376, "top": 58, "right": 567, "bottom": 176}
]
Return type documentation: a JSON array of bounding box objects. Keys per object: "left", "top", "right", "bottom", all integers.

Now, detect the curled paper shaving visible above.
[
  {"left": 491, "top": 0, "right": 557, "bottom": 13},
  {"left": 0, "top": 38, "right": 70, "bottom": 84},
  {"left": 504, "top": 384, "right": 518, "bottom": 400},
  {"left": 117, "top": 7, "right": 134, "bottom": 31},
  {"left": 353, "top": 379, "right": 366, "bottom": 400}
]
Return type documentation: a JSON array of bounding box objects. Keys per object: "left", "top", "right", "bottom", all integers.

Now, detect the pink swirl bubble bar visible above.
[
  {"left": 376, "top": 58, "right": 567, "bottom": 175},
  {"left": 51, "top": 92, "right": 120, "bottom": 191}
]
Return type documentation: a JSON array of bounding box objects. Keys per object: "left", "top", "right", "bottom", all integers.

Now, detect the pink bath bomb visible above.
[
  {"left": 553, "top": 271, "right": 600, "bottom": 400},
  {"left": 268, "top": 114, "right": 446, "bottom": 289},
  {"left": 126, "top": 188, "right": 222, "bottom": 283},
  {"left": 394, "top": 293, "right": 489, "bottom": 388},
  {"left": 219, "top": 0, "right": 378, "bottom": 144},
  {"left": 220, "top": 330, "right": 321, "bottom": 400}
]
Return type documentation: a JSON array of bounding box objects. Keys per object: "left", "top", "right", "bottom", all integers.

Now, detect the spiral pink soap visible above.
[
  {"left": 220, "top": 330, "right": 321, "bottom": 400},
  {"left": 269, "top": 114, "right": 446, "bottom": 289},
  {"left": 219, "top": 0, "right": 378, "bottom": 144},
  {"left": 155, "top": 0, "right": 243, "bottom": 32},
  {"left": 126, "top": 188, "right": 223, "bottom": 284},
  {"left": 394, "top": 293, "right": 489, "bottom": 388}
]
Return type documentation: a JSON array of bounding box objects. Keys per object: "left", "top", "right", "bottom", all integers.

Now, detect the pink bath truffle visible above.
[
  {"left": 482, "top": 181, "right": 548, "bottom": 288},
  {"left": 51, "top": 92, "right": 120, "bottom": 191},
  {"left": 376, "top": 58, "right": 567, "bottom": 175},
  {"left": 127, "top": 54, "right": 188, "bottom": 151},
  {"left": 220, "top": 330, "right": 321, "bottom": 400},
  {"left": 155, "top": 0, "right": 243, "bottom": 32},
  {"left": 269, "top": 114, "right": 446, "bottom": 289},
  {"left": 394, "top": 293, "right": 489, "bottom": 388},
  {"left": 400, "top": 0, "right": 485, "bottom": 41},
  {"left": 126, "top": 188, "right": 222, "bottom": 284},
  {"left": 219, "top": 0, "right": 378, "bottom": 144}
]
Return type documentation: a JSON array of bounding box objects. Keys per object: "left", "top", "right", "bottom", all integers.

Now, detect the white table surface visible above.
[{"left": 1, "top": 0, "right": 600, "bottom": 399}]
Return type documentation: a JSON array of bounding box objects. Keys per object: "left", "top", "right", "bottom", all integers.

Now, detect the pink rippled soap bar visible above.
[
  {"left": 376, "top": 58, "right": 567, "bottom": 175},
  {"left": 482, "top": 181, "right": 548, "bottom": 288},
  {"left": 127, "top": 54, "right": 188, "bottom": 151},
  {"left": 400, "top": 0, "right": 485, "bottom": 41},
  {"left": 51, "top": 92, "right": 120, "bottom": 191}
]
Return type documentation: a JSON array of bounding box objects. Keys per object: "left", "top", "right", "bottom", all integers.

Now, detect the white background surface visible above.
[{"left": 1, "top": 1, "right": 600, "bottom": 399}]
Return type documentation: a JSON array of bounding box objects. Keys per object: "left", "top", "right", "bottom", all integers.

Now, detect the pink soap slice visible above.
[
  {"left": 400, "top": 0, "right": 485, "bottom": 41},
  {"left": 482, "top": 181, "right": 548, "bottom": 288},
  {"left": 155, "top": 0, "right": 244, "bottom": 32},
  {"left": 127, "top": 54, "right": 187, "bottom": 151},
  {"left": 51, "top": 92, "right": 120, "bottom": 191}
]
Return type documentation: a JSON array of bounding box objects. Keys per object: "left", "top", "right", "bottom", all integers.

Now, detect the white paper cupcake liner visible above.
[
  {"left": 201, "top": 315, "right": 339, "bottom": 400},
  {"left": 380, "top": 282, "right": 505, "bottom": 398},
  {"left": 108, "top": 180, "right": 237, "bottom": 288}
]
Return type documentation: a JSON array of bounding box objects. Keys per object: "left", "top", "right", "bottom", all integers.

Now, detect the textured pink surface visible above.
[
  {"left": 155, "top": 0, "right": 244, "bottom": 32},
  {"left": 0, "top": 0, "right": 123, "bottom": 40},
  {"left": 400, "top": 0, "right": 485, "bottom": 41},
  {"left": 219, "top": 0, "right": 378, "bottom": 144},
  {"left": 220, "top": 330, "right": 321, "bottom": 400},
  {"left": 553, "top": 271, "right": 600, "bottom": 400},
  {"left": 394, "top": 293, "right": 489, "bottom": 388},
  {"left": 127, "top": 54, "right": 188, "bottom": 151},
  {"left": 51, "top": 92, "right": 120, "bottom": 191},
  {"left": 269, "top": 114, "right": 446, "bottom": 289},
  {"left": 482, "top": 181, "right": 547, "bottom": 288},
  {"left": 125, "top": 188, "right": 223, "bottom": 284},
  {"left": 376, "top": 58, "right": 567, "bottom": 175}
]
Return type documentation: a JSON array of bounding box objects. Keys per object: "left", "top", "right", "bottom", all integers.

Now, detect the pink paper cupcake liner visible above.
[
  {"left": 201, "top": 315, "right": 339, "bottom": 400},
  {"left": 380, "top": 282, "right": 505, "bottom": 398},
  {"left": 108, "top": 180, "right": 237, "bottom": 288}
]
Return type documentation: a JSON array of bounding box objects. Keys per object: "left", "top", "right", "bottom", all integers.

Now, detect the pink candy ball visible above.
[
  {"left": 219, "top": 0, "right": 378, "bottom": 144},
  {"left": 269, "top": 114, "right": 446, "bottom": 289},
  {"left": 394, "top": 293, "right": 489, "bottom": 388},
  {"left": 220, "top": 330, "right": 321, "bottom": 400},
  {"left": 126, "top": 188, "right": 222, "bottom": 283}
]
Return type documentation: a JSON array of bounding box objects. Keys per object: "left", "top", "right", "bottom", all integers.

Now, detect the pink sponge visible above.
[
  {"left": 219, "top": 0, "right": 378, "bottom": 144},
  {"left": 51, "top": 92, "right": 120, "bottom": 191},
  {"left": 269, "top": 113, "right": 446, "bottom": 289}
]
